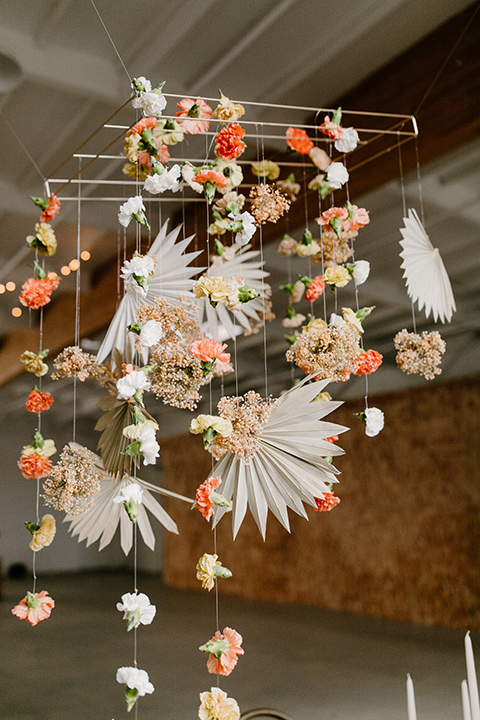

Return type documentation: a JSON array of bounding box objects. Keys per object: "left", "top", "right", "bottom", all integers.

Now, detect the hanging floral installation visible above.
[{"left": 7, "top": 70, "right": 447, "bottom": 719}]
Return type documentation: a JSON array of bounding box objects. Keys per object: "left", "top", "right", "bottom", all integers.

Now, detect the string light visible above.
[
  {"left": 6, "top": 281, "right": 16, "bottom": 291},
  {"left": 61, "top": 266, "right": 71, "bottom": 276},
  {"left": 11, "top": 307, "right": 22, "bottom": 317},
  {"left": 69, "top": 259, "right": 80, "bottom": 271},
  {"left": 0, "top": 284, "right": 5, "bottom": 294},
  {"left": 80, "top": 250, "right": 91, "bottom": 261}
]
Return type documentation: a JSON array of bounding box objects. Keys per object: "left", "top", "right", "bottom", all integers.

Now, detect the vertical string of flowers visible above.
[{"left": 13, "top": 188, "right": 61, "bottom": 626}]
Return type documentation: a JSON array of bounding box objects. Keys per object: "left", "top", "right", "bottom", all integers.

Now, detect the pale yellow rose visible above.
[
  {"left": 190, "top": 415, "right": 233, "bottom": 437},
  {"left": 296, "top": 241, "right": 321, "bottom": 257},
  {"left": 342, "top": 307, "right": 364, "bottom": 333},
  {"left": 193, "top": 275, "right": 233, "bottom": 305},
  {"left": 212, "top": 96, "right": 245, "bottom": 122},
  {"left": 251, "top": 160, "right": 280, "bottom": 181},
  {"left": 214, "top": 191, "right": 245, "bottom": 214},
  {"left": 29, "top": 514, "right": 56, "bottom": 552},
  {"left": 124, "top": 133, "right": 140, "bottom": 162},
  {"left": 26, "top": 222, "right": 57, "bottom": 257},
  {"left": 308, "top": 174, "right": 327, "bottom": 191},
  {"left": 123, "top": 420, "right": 159, "bottom": 441},
  {"left": 122, "top": 162, "right": 150, "bottom": 180},
  {"left": 302, "top": 318, "right": 327, "bottom": 335},
  {"left": 199, "top": 687, "right": 240, "bottom": 720},
  {"left": 324, "top": 265, "right": 352, "bottom": 288},
  {"left": 20, "top": 351, "right": 49, "bottom": 377},
  {"left": 196, "top": 553, "right": 219, "bottom": 591},
  {"left": 22, "top": 438, "right": 57, "bottom": 458},
  {"left": 213, "top": 159, "right": 243, "bottom": 193},
  {"left": 312, "top": 391, "right": 332, "bottom": 402}
]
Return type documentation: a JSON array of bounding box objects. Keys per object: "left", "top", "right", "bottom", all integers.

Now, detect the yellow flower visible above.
[
  {"left": 26, "top": 222, "right": 57, "bottom": 257},
  {"left": 308, "top": 174, "right": 326, "bottom": 191},
  {"left": 154, "top": 119, "right": 184, "bottom": 145},
  {"left": 196, "top": 553, "right": 219, "bottom": 591},
  {"left": 213, "top": 159, "right": 243, "bottom": 193},
  {"left": 324, "top": 265, "right": 352, "bottom": 288},
  {"left": 22, "top": 438, "right": 57, "bottom": 458},
  {"left": 296, "top": 241, "right": 321, "bottom": 257},
  {"left": 208, "top": 218, "right": 231, "bottom": 236},
  {"left": 342, "top": 307, "right": 364, "bottom": 333},
  {"left": 212, "top": 96, "right": 245, "bottom": 122},
  {"left": 302, "top": 318, "right": 327, "bottom": 335},
  {"left": 124, "top": 133, "right": 140, "bottom": 162},
  {"left": 122, "top": 162, "right": 150, "bottom": 180},
  {"left": 29, "top": 514, "right": 56, "bottom": 552},
  {"left": 193, "top": 275, "right": 233, "bottom": 305},
  {"left": 190, "top": 415, "right": 233, "bottom": 437},
  {"left": 312, "top": 391, "right": 332, "bottom": 402},
  {"left": 251, "top": 160, "right": 280, "bottom": 181},
  {"left": 20, "top": 351, "right": 48, "bottom": 377},
  {"left": 123, "top": 420, "right": 159, "bottom": 441},
  {"left": 199, "top": 687, "right": 240, "bottom": 720}
]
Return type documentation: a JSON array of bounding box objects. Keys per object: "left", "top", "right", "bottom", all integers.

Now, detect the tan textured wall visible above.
[{"left": 161, "top": 376, "right": 480, "bottom": 628}]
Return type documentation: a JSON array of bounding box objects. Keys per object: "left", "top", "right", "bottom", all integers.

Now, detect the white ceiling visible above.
[{"left": 0, "top": 0, "right": 478, "bottom": 430}]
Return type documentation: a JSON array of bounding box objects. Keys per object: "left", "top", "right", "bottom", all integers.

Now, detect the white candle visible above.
[
  {"left": 463, "top": 680, "right": 472, "bottom": 720},
  {"left": 465, "top": 632, "right": 480, "bottom": 720},
  {"left": 407, "top": 673, "right": 417, "bottom": 720}
]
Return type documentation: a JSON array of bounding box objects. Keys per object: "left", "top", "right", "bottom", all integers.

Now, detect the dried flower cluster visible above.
[
  {"left": 43, "top": 444, "right": 103, "bottom": 515},
  {"left": 393, "top": 329, "right": 446, "bottom": 380},
  {"left": 311, "top": 229, "right": 356, "bottom": 266},
  {"left": 52, "top": 346, "right": 108, "bottom": 383},
  {"left": 249, "top": 184, "right": 291, "bottom": 225},
  {"left": 286, "top": 321, "right": 361, "bottom": 382},
  {"left": 212, "top": 391, "right": 277, "bottom": 462}
]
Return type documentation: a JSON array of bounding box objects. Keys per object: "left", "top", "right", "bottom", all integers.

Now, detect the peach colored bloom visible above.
[
  {"left": 19, "top": 274, "right": 60, "bottom": 310},
  {"left": 40, "top": 195, "right": 61, "bottom": 223},
  {"left": 314, "top": 493, "right": 340, "bottom": 511},
  {"left": 195, "top": 475, "right": 222, "bottom": 521},
  {"left": 354, "top": 349, "right": 383, "bottom": 376},
  {"left": 286, "top": 127, "right": 313, "bottom": 155},
  {"left": 304, "top": 276, "right": 325, "bottom": 302},
  {"left": 29, "top": 514, "right": 56, "bottom": 551},
  {"left": 206, "top": 628, "right": 244, "bottom": 676},
  {"left": 11, "top": 590, "right": 55, "bottom": 626},
  {"left": 175, "top": 97, "right": 212, "bottom": 134},
  {"left": 343, "top": 204, "right": 370, "bottom": 232},
  {"left": 18, "top": 454, "right": 52, "bottom": 479},
  {"left": 318, "top": 116, "right": 343, "bottom": 140},
  {"left": 129, "top": 117, "right": 157, "bottom": 136},
  {"left": 26, "top": 388, "right": 54, "bottom": 413},
  {"left": 137, "top": 140, "right": 170, "bottom": 167},
  {"left": 195, "top": 169, "right": 229, "bottom": 189},
  {"left": 215, "top": 123, "right": 246, "bottom": 161},
  {"left": 309, "top": 146, "right": 331, "bottom": 171},
  {"left": 191, "top": 339, "right": 230, "bottom": 364},
  {"left": 318, "top": 206, "right": 349, "bottom": 226}
]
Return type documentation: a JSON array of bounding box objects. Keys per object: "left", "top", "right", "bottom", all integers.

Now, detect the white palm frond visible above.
[
  {"left": 211, "top": 378, "right": 348, "bottom": 539},
  {"left": 399, "top": 208, "right": 456, "bottom": 323},
  {"left": 64, "top": 443, "right": 193, "bottom": 555},
  {"left": 196, "top": 244, "right": 271, "bottom": 339},
  {"left": 96, "top": 221, "right": 203, "bottom": 365}
]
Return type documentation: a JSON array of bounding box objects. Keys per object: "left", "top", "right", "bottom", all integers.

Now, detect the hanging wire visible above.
[
  {"left": 0, "top": 112, "right": 46, "bottom": 183},
  {"left": 397, "top": 132, "right": 417, "bottom": 333},
  {"left": 89, "top": 0, "right": 132, "bottom": 83}
]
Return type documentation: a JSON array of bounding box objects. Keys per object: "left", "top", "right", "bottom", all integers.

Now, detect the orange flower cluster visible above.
[
  {"left": 19, "top": 273, "right": 60, "bottom": 310},
  {"left": 314, "top": 493, "right": 340, "bottom": 511},
  {"left": 215, "top": 123, "right": 246, "bottom": 161},
  {"left": 304, "top": 275, "right": 325, "bottom": 302},
  {"left": 12, "top": 590, "right": 55, "bottom": 626},
  {"left": 286, "top": 127, "right": 313, "bottom": 155},
  {"left": 354, "top": 349, "right": 383, "bottom": 376},
  {"left": 25, "top": 388, "right": 54, "bottom": 413},
  {"left": 18, "top": 453, "right": 52, "bottom": 479},
  {"left": 195, "top": 476, "right": 222, "bottom": 521},
  {"left": 40, "top": 194, "right": 61, "bottom": 223}
]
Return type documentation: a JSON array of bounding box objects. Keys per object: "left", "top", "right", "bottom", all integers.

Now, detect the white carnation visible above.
[
  {"left": 118, "top": 195, "right": 146, "bottom": 227},
  {"left": 334, "top": 127, "right": 359, "bottom": 153},
  {"left": 139, "top": 319, "right": 164, "bottom": 347},
  {"left": 116, "top": 370, "right": 151, "bottom": 399},
  {"left": 116, "top": 666, "right": 154, "bottom": 696},
  {"left": 326, "top": 162, "right": 349, "bottom": 189},
  {"left": 365, "top": 407, "right": 384, "bottom": 437},
  {"left": 352, "top": 260, "right": 370, "bottom": 285}
]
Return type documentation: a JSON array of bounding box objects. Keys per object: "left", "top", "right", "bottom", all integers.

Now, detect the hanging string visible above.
[
  {"left": 72, "top": 158, "right": 82, "bottom": 442},
  {"left": 414, "top": 137, "right": 425, "bottom": 226},
  {"left": 0, "top": 111, "right": 46, "bottom": 183},
  {"left": 256, "top": 122, "right": 269, "bottom": 398},
  {"left": 89, "top": 0, "right": 132, "bottom": 83},
  {"left": 397, "top": 133, "right": 417, "bottom": 333}
]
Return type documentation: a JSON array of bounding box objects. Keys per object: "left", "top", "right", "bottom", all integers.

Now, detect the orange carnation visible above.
[
  {"left": 286, "top": 127, "right": 314, "bottom": 155},
  {"left": 314, "top": 493, "right": 340, "bottom": 511},
  {"left": 12, "top": 590, "right": 55, "bottom": 626},
  {"left": 318, "top": 116, "right": 343, "bottom": 140},
  {"left": 19, "top": 274, "right": 60, "bottom": 310},
  {"left": 343, "top": 204, "right": 370, "bottom": 232},
  {"left": 40, "top": 194, "right": 61, "bottom": 223},
  {"left": 195, "top": 169, "right": 229, "bottom": 189},
  {"left": 354, "top": 349, "right": 383, "bottom": 376},
  {"left": 191, "top": 339, "right": 230, "bottom": 364},
  {"left": 318, "top": 206, "right": 349, "bottom": 226},
  {"left": 195, "top": 475, "right": 222, "bottom": 521},
  {"left": 215, "top": 124, "right": 246, "bottom": 161},
  {"left": 129, "top": 117, "right": 157, "bottom": 136},
  {"left": 18, "top": 454, "right": 52, "bottom": 479},
  {"left": 304, "top": 275, "right": 325, "bottom": 302},
  {"left": 26, "top": 388, "right": 54, "bottom": 413},
  {"left": 206, "top": 627, "right": 244, "bottom": 676}
]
